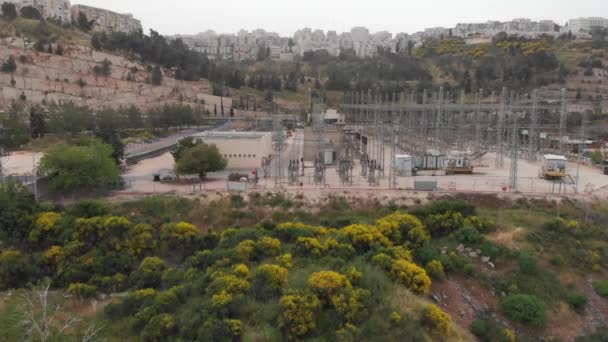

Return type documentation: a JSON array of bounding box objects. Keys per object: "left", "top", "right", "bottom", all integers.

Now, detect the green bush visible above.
[
  {"left": 518, "top": 251, "right": 538, "bottom": 275},
  {"left": 500, "top": 294, "right": 547, "bottom": 327},
  {"left": 229, "top": 194, "right": 246, "bottom": 208},
  {"left": 453, "top": 226, "right": 483, "bottom": 244},
  {"left": 565, "top": 292, "right": 588, "bottom": 312},
  {"left": 422, "top": 200, "right": 476, "bottom": 217},
  {"left": 67, "top": 283, "right": 98, "bottom": 299},
  {"left": 593, "top": 280, "right": 608, "bottom": 298}
]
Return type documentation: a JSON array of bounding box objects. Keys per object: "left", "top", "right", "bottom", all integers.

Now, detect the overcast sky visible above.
[{"left": 75, "top": 0, "right": 606, "bottom": 36}]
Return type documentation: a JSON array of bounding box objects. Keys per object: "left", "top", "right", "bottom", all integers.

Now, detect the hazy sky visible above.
[{"left": 75, "top": 0, "right": 606, "bottom": 36}]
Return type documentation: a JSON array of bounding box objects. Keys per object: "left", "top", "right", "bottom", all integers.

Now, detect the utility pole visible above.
[
  {"left": 559, "top": 88, "right": 567, "bottom": 154},
  {"left": 496, "top": 87, "right": 507, "bottom": 168},
  {"left": 435, "top": 87, "right": 443, "bottom": 150},
  {"left": 575, "top": 111, "right": 587, "bottom": 194},
  {"left": 509, "top": 92, "right": 519, "bottom": 191},
  {"left": 528, "top": 90, "right": 539, "bottom": 161},
  {"left": 33, "top": 152, "right": 38, "bottom": 201}
]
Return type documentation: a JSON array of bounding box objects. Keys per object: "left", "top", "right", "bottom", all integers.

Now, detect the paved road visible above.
[
  {"left": 268, "top": 129, "right": 304, "bottom": 178},
  {"left": 125, "top": 122, "right": 230, "bottom": 162}
]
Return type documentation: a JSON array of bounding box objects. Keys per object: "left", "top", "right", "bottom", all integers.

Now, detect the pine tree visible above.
[{"left": 150, "top": 66, "right": 162, "bottom": 85}]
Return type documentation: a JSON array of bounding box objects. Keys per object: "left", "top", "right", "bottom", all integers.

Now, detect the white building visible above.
[
  {"left": 191, "top": 131, "right": 273, "bottom": 170},
  {"left": 568, "top": 17, "right": 608, "bottom": 35},
  {"left": 71, "top": 4, "right": 142, "bottom": 33}
]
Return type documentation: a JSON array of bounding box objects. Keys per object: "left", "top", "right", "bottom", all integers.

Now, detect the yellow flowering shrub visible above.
[
  {"left": 29, "top": 212, "right": 61, "bottom": 242},
  {"left": 224, "top": 319, "right": 243, "bottom": 336},
  {"left": 275, "top": 222, "right": 320, "bottom": 242},
  {"left": 344, "top": 267, "right": 362, "bottom": 285},
  {"left": 330, "top": 288, "right": 369, "bottom": 322},
  {"left": 213, "top": 274, "right": 251, "bottom": 294},
  {"left": 391, "top": 246, "right": 414, "bottom": 261},
  {"left": 279, "top": 292, "right": 321, "bottom": 336},
  {"left": 308, "top": 271, "right": 352, "bottom": 298},
  {"left": 425, "top": 260, "right": 445, "bottom": 279},
  {"left": 275, "top": 253, "right": 293, "bottom": 269},
  {"left": 390, "top": 259, "right": 432, "bottom": 295},
  {"left": 499, "top": 328, "right": 516, "bottom": 342},
  {"left": 233, "top": 264, "right": 250, "bottom": 277},
  {"left": 257, "top": 264, "right": 289, "bottom": 291},
  {"left": 211, "top": 290, "right": 233, "bottom": 307},
  {"left": 296, "top": 237, "right": 325, "bottom": 257},
  {"left": 236, "top": 240, "right": 257, "bottom": 261},
  {"left": 389, "top": 311, "right": 402, "bottom": 324},
  {"left": 376, "top": 213, "right": 427, "bottom": 243},
  {"left": 128, "top": 223, "right": 157, "bottom": 256},
  {"left": 131, "top": 288, "right": 157, "bottom": 301},
  {"left": 372, "top": 253, "right": 395, "bottom": 269},
  {"left": 258, "top": 236, "right": 281, "bottom": 256},
  {"left": 163, "top": 222, "right": 199, "bottom": 241},
  {"left": 42, "top": 245, "right": 64, "bottom": 264},
  {"left": 342, "top": 224, "right": 391, "bottom": 251},
  {"left": 422, "top": 304, "right": 452, "bottom": 336}
]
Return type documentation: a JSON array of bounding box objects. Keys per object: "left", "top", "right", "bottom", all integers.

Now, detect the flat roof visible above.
[{"left": 543, "top": 154, "right": 568, "bottom": 161}]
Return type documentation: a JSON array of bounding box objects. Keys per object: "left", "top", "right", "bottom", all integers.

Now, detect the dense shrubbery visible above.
[
  {"left": 1, "top": 184, "right": 463, "bottom": 339},
  {"left": 471, "top": 318, "right": 516, "bottom": 342},
  {"left": 593, "top": 280, "right": 608, "bottom": 298},
  {"left": 8, "top": 193, "right": 604, "bottom": 339},
  {"left": 500, "top": 294, "right": 547, "bottom": 327}
]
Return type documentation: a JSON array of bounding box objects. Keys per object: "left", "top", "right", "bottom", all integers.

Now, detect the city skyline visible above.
[{"left": 73, "top": 0, "right": 606, "bottom": 37}]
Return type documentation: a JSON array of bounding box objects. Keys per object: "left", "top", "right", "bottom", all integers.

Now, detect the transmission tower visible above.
[
  {"left": 559, "top": 88, "right": 567, "bottom": 154},
  {"left": 496, "top": 88, "right": 507, "bottom": 168},
  {"left": 528, "top": 90, "right": 539, "bottom": 161},
  {"left": 509, "top": 95, "right": 519, "bottom": 191}
]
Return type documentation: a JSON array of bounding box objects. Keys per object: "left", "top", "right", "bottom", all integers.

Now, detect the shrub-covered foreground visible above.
[
  {"left": 3, "top": 183, "right": 608, "bottom": 340},
  {"left": 0, "top": 182, "right": 482, "bottom": 340}
]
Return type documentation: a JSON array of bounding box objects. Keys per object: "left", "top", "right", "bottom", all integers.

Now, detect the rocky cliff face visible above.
[{"left": 0, "top": 38, "right": 232, "bottom": 112}]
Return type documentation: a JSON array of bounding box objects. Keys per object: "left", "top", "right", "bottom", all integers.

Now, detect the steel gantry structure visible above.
[{"left": 340, "top": 87, "right": 574, "bottom": 191}]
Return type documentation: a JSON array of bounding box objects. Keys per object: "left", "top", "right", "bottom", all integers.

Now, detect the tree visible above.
[
  {"left": 30, "top": 105, "right": 45, "bottom": 139},
  {"left": 171, "top": 137, "right": 199, "bottom": 162},
  {"left": 77, "top": 12, "right": 94, "bottom": 32},
  {"left": 150, "top": 66, "right": 162, "bottom": 85},
  {"left": 1, "top": 55, "right": 17, "bottom": 73},
  {"left": 95, "top": 129, "right": 124, "bottom": 165},
  {"left": 0, "top": 250, "right": 34, "bottom": 290},
  {"left": 93, "top": 58, "right": 112, "bottom": 77},
  {"left": 47, "top": 102, "right": 95, "bottom": 136},
  {"left": 174, "top": 143, "right": 227, "bottom": 179},
  {"left": 0, "top": 178, "right": 36, "bottom": 246},
  {"left": 20, "top": 6, "right": 41, "bottom": 20},
  {"left": 1, "top": 2, "right": 17, "bottom": 20},
  {"left": 131, "top": 257, "right": 167, "bottom": 289},
  {"left": 38, "top": 139, "right": 121, "bottom": 192}
]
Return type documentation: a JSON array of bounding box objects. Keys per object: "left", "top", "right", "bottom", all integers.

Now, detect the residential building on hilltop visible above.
[
  {"left": 71, "top": 4, "right": 141, "bottom": 33},
  {"left": 567, "top": 17, "right": 608, "bottom": 37},
  {"left": 3, "top": 0, "right": 71, "bottom": 23}
]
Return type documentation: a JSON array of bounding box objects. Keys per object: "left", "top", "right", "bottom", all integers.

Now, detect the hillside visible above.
[{"left": 0, "top": 19, "right": 231, "bottom": 113}]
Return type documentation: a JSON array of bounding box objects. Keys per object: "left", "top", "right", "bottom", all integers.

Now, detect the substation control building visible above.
[{"left": 191, "top": 131, "right": 273, "bottom": 170}]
